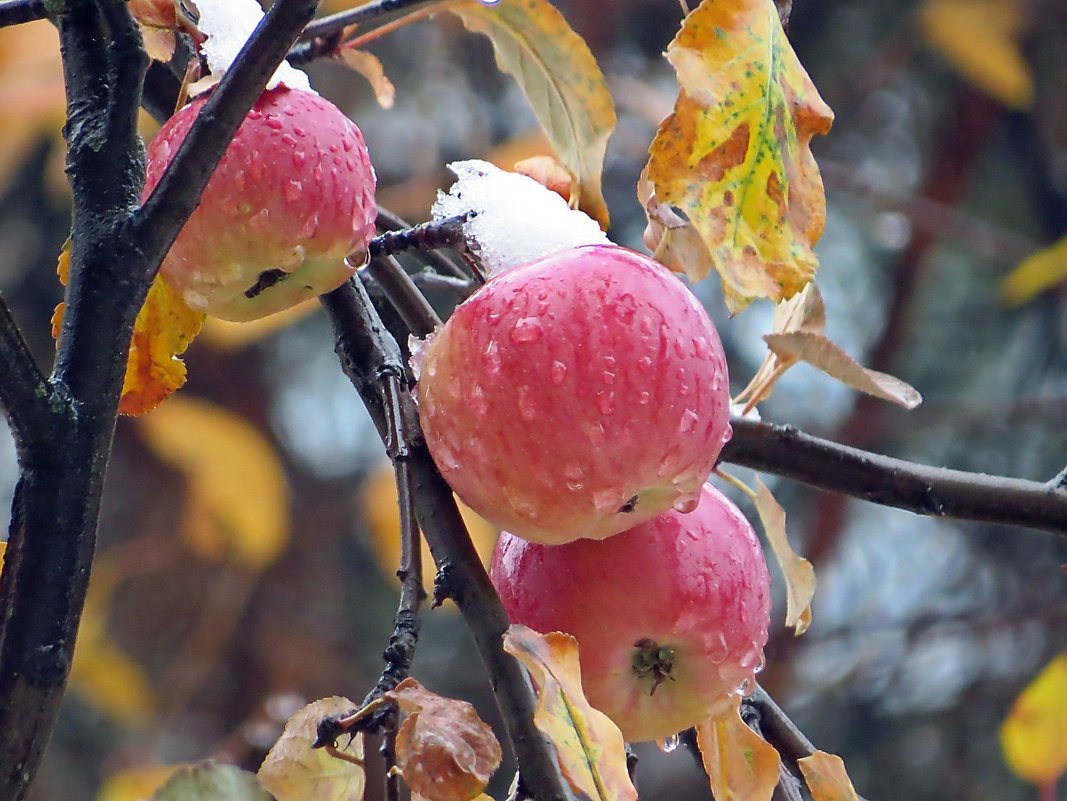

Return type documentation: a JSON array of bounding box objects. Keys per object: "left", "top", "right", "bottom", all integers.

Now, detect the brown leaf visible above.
[
  {"left": 763, "top": 331, "right": 922, "bottom": 409},
  {"left": 514, "top": 155, "right": 573, "bottom": 202},
  {"left": 138, "top": 396, "right": 290, "bottom": 570},
  {"left": 258, "top": 697, "right": 366, "bottom": 801},
  {"left": 637, "top": 164, "right": 715, "bottom": 279},
  {"left": 754, "top": 477, "right": 814, "bottom": 635},
  {"left": 695, "top": 697, "right": 781, "bottom": 801},
  {"left": 646, "top": 0, "right": 833, "bottom": 313},
  {"left": 503, "top": 626, "right": 637, "bottom": 801},
  {"left": 446, "top": 0, "right": 615, "bottom": 228},
  {"left": 338, "top": 48, "right": 396, "bottom": 109},
  {"left": 797, "top": 751, "right": 861, "bottom": 801},
  {"left": 386, "top": 678, "right": 502, "bottom": 801}
]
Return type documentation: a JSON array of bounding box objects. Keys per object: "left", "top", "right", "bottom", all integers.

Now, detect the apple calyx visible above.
[{"left": 632, "top": 639, "right": 676, "bottom": 695}]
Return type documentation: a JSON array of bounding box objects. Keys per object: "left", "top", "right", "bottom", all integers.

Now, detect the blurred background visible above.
[{"left": 0, "top": 0, "right": 1066, "bottom": 799}]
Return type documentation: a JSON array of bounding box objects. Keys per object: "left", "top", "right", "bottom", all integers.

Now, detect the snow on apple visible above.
[
  {"left": 431, "top": 160, "right": 609, "bottom": 278},
  {"left": 417, "top": 244, "right": 732, "bottom": 545},
  {"left": 143, "top": 88, "right": 377, "bottom": 321},
  {"left": 491, "top": 483, "right": 771, "bottom": 743}
]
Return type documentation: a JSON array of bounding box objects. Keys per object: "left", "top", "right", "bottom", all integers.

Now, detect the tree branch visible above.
[
  {"left": 320, "top": 279, "right": 574, "bottom": 801},
  {"left": 287, "top": 0, "right": 438, "bottom": 64},
  {"left": 0, "top": 295, "right": 51, "bottom": 455},
  {"left": 0, "top": 0, "right": 45, "bottom": 28},
  {"left": 722, "top": 418, "right": 1067, "bottom": 536}
]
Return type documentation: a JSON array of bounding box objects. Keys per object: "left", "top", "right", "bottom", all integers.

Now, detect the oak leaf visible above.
[
  {"left": 446, "top": 0, "right": 615, "bottom": 228},
  {"left": 797, "top": 751, "right": 861, "bottom": 801},
  {"left": 754, "top": 477, "right": 814, "bottom": 635},
  {"left": 999, "top": 652, "right": 1067, "bottom": 787},
  {"left": 695, "top": 696, "right": 780, "bottom": 801},
  {"left": 386, "top": 678, "right": 502, "bottom": 801},
  {"left": 259, "top": 697, "right": 366, "bottom": 801},
  {"left": 138, "top": 396, "right": 289, "bottom": 570},
  {"left": 647, "top": 0, "right": 833, "bottom": 313},
  {"left": 503, "top": 626, "right": 637, "bottom": 801}
]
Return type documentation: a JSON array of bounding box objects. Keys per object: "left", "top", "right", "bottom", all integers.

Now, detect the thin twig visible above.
[
  {"left": 382, "top": 731, "right": 401, "bottom": 801},
  {"left": 364, "top": 255, "right": 443, "bottom": 336},
  {"left": 0, "top": 295, "right": 52, "bottom": 456},
  {"left": 375, "top": 206, "right": 471, "bottom": 280},
  {"left": 722, "top": 418, "right": 1067, "bottom": 536}
]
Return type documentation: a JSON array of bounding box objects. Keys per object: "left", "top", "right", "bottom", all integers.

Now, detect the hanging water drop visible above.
[{"left": 658, "top": 733, "right": 681, "bottom": 754}]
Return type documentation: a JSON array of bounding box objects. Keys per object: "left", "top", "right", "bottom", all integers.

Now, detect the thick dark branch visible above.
[
  {"left": 0, "top": 0, "right": 45, "bottom": 28},
  {"left": 321, "top": 280, "right": 573, "bottom": 801},
  {"left": 132, "top": 0, "right": 320, "bottom": 276},
  {"left": 722, "top": 418, "right": 1067, "bottom": 536},
  {"left": 0, "top": 296, "right": 51, "bottom": 455}
]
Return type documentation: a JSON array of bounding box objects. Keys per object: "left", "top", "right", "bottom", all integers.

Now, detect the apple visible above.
[
  {"left": 143, "top": 86, "right": 377, "bottom": 321},
  {"left": 490, "top": 483, "right": 771, "bottom": 743},
  {"left": 416, "top": 244, "right": 731, "bottom": 545}
]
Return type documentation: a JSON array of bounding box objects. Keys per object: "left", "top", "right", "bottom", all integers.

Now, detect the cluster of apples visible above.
[{"left": 144, "top": 73, "right": 770, "bottom": 743}]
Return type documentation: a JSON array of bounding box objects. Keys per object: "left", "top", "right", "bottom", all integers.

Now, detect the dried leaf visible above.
[
  {"left": 1000, "top": 652, "right": 1067, "bottom": 786},
  {"left": 446, "top": 0, "right": 615, "bottom": 228},
  {"left": 763, "top": 331, "right": 922, "bottom": 409},
  {"left": 96, "top": 765, "right": 179, "bottom": 801},
  {"left": 920, "top": 0, "right": 1033, "bottom": 110},
  {"left": 338, "top": 48, "right": 396, "bottom": 109},
  {"left": 1000, "top": 234, "right": 1067, "bottom": 306},
  {"left": 754, "top": 478, "right": 814, "bottom": 635},
  {"left": 637, "top": 164, "right": 715, "bottom": 279},
  {"left": 387, "top": 678, "right": 502, "bottom": 801},
  {"left": 360, "top": 461, "right": 497, "bottom": 601},
  {"left": 413, "top": 796, "right": 492, "bottom": 801},
  {"left": 259, "top": 697, "right": 366, "bottom": 801},
  {"left": 797, "top": 751, "right": 861, "bottom": 801},
  {"left": 503, "top": 626, "right": 637, "bottom": 801},
  {"left": 695, "top": 697, "right": 780, "bottom": 801},
  {"left": 138, "top": 396, "right": 289, "bottom": 570},
  {"left": 514, "top": 155, "right": 573, "bottom": 202},
  {"left": 647, "top": 0, "right": 834, "bottom": 313},
  {"left": 153, "top": 762, "right": 271, "bottom": 801},
  {"left": 120, "top": 275, "right": 206, "bottom": 415},
  {"left": 142, "top": 28, "right": 177, "bottom": 62}
]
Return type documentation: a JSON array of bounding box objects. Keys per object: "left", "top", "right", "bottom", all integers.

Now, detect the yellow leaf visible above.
[
  {"left": 120, "top": 275, "right": 206, "bottom": 416},
  {"left": 154, "top": 762, "right": 272, "bottom": 801},
  {"left": 0, "top": 540, "right": 5, "bottom": 573},
  {"left": 259, "top": 697, "right": 366, "bottom": 801},
  {"left": 96, "top": 765, "right": 179, "bottom": 801},
  {"left": 338, "top": 48, "right": 396, "bottom": 109},
  {"left": 1000, "top": 652, "right": 1067, "bottom": 786},
  {"left": 763, "top": 331, "right": 922, "bottom": 409},
  {"left": 198, "top": 300, "right": 319, "bottom": 351},
  {"left": 141, "top": 28, "right": 176, "bottom": 62},
  {"left": 446, "top": 0, "right": 616, "bottom": 228},
  {"left": 387, "top": 679, "right": 502, "bottom": 801},
  {"left": 647, "top": 0, "right": 834, "bottom": 314},
  {"left": 695, "top": 697, "right": 781, "bottom": 801},
  {"left": 797, "top": 751, "right": 861, "bottom": 801},
  {"left": 503, "top": 626, "right": 637, "bottom": 801},
  {"left": 138, "top": 397, "right": 290, "bottom": 570},
  {"left": 414, "top": 796, "right": 493, "bottom": 801},
  {"left": 754, "top": 478, "right": 814, "bottom": 635},
  {"left": 920, "top": 0, "right": 1033, "bottom": 110},
  {"left": 360, "top": 460, "right": 497, "bottom": 602},
  {"left": 637, "top": 163, "right": 715, "bottom": 279},
  {"left": 1001, "top": 235, "right": 1067, "bottom": 306}
]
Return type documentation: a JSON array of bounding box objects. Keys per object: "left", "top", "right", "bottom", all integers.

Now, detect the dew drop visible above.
[
  {"left": 265, "top": 115, "right": 283, "bottom": 130},
  {"left": 637, "top": 356, "right": 653, "bottom": 373},
  {"left": 658, "top": 734, "right": 681, "bottom": 754},
  {"left": 638, "top": 391, "right": 651, "bottom": 405},
  {"left": 596, "top": 392, "right": 615, "bottom": 416},
  {"left": 709, "top": 632, "right": 729, "bottom": 664},
  {"left": 550, "top": 360, "right": 568, "bottom": 385},
  {"left": 509, "top": 317, "right": 543, "bottom": 344},
  {"left": 484, "top": 341, "right": 502, "bottom": 375},
  {"left": 434, "top": 443, "right": 458, "bottom": 471},
  {"left": 692, "top": 336, "right": 709, "bottom": 357},
  {"left": 470, "top": 383, "right": 488, "bottom": 416},
  {"left": 292, "top": 151, "right": 307, "bottom": 169},
  {"left": 284, "top": 180, "right": 302, "bottom": 202},
  {"left": 517, "top": 385, "right": 537, "bottom": 420},
  {"left": 679, "top": 409, "right": 699, "bottom": 433},
  {"left": 672, "top": 492, "right": 699, "bottom": 513},
  {"left": 754, "top": 653, "right": 766, "bottom": 675},
  {"left": 602, "top": 371, "right": 616, "bottom": 386}
]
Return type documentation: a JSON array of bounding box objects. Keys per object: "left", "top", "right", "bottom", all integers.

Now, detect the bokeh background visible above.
[{"left": 0, "top": 0, "right": 1065, "bottom": 799}]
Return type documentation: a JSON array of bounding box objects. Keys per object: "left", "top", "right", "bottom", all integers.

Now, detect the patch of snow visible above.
[
  {"left": 196, "top": 0, "right": 312, "bottom": 94},
  {"left": 432, "top": 160, "right": 609, "bottom": 278}
]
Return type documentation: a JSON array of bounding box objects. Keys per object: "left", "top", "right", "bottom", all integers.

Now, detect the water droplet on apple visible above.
[
  {"left": 709, "top": 632, "right": 729, "bottom": 663},
  {"left": 517, "top": 386, "right": 537, "bottom": 420},
  {"left": 658, "top": 733, "right": 681, "bottom": 753},
  {"left": 485, "top": 341, "right": 502, "bottom": 375},
  {"left": 638, "top": 391, "right": 651, "bottom": 405},
  {"left": 692, "top": 336, "right": 709, "bottom": 357},
  {"left": 284, "top": 179, "right": 302, "bottom": 202},
  {"left": 509, "top": 316, "right": 543, "bottom": 344},
  {"left": 593, "top": 489, "right": 620, "bottom": 514},
  {"left": 679, "top": 409, "right": 699, "bottom": 433},
  {"left": 550, "top": 360, "right": 568, "bottom": 385},
  {"left": 637, "top": 356, "right": 653, "bottom": 373},
  {"left": 470, "top": 383, "right": 488, "bottom": 415},
  {"left": 596, "top": 392, "right": 615, "bottom": 416},
  {"left": 672, "top": 492, "right": 699, "bottom": 513}
]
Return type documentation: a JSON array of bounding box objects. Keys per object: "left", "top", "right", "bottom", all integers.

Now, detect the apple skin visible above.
[
  {"left": 143, "top": 86, "right": 377, "bottom": 321},
  {"left": 490, "top": 483, "right": 770, "bottom": 743},
  {"left": 417, "top": 244, "right": 731, "bottom": 545}
]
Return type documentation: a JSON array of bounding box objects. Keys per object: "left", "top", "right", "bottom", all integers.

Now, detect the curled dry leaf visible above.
[
  {"left": 153, "top": 762, "right": 271, "bottom": 801},
  {"left": 338, "top": 48, "right": 396, "bottom": 109},
  {"left": 797, "top": 751, "right": 861, "bottom": 801},
  {"left": 258, "top": 697, "right": 366, "bottom": 801},
  {"left": 637, "top": 163, "right": 714, "bottom": 279},
  {"left": 502, "top": 626, "right": 637, "bottom": 801},
  {"left": 754, "top": 478, "right": 814, "bottom": 635},
  {"left": 999, "top": 652, "right": 1067, "bottom": 787},
  {"left": 138, "top": 396, "right": 290, "bottom": 570},
  {"left": 514, "top": 155, "right": 573, "bottom": 202},
  {"left": 386, "top": 678, "right": 502, "bottom": 801},
  {"left": 646, "top": 0, "right": 833, "bottom": 314},
  {"left": 446, "top": 0, "right": 615, "bottom": 228},
  {"left": 695, "top": 696, "right": 780, "bottom": 801}
]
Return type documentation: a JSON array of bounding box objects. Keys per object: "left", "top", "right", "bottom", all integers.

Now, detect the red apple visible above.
[
  {"left": 143, "top": 86, "right": 377, "bottom": 321},
  {"left": 490, "top": 483, "right": 770, "bottom": 743},
  {"left": 417, "top": 244, "right": 731, "bottom": 545}
]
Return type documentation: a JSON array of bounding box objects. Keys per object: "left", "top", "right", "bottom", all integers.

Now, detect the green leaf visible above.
[{"left": 151, "top": 762, "right": 271, "bottom": 801}]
